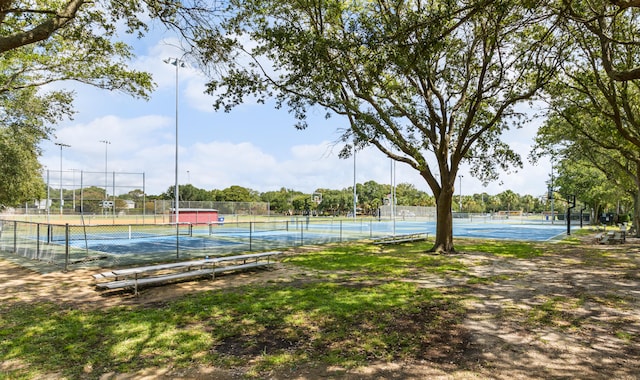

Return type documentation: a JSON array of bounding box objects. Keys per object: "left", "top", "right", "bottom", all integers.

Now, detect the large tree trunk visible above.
[
  {"left": 634, "top": 166, "right": 640, "bottom": 238},
  {"left": 633, "top": 191, "right": 640, "bottom": 238},
  {"left": 430, "top": 185, "right": 455, "bottom": 253},
  {"left": 633, "top": 189, "right": 640, "bottom": 237}
]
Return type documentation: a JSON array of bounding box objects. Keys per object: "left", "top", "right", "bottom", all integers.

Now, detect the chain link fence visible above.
[{"left": 0, "top": 217, "right": 427, "bottom": 271}]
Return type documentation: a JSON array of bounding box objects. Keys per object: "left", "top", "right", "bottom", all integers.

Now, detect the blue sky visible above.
[{"left": 39, "top": 32, "right": 552, "bottom": 198}]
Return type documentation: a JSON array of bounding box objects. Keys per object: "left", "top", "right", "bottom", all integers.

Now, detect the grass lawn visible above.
[{"left": 1, "top": 232, "right": 638, "bottom": 379}]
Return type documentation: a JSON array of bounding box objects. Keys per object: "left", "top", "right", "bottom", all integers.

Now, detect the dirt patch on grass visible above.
[{"left": 1, "top": 237, "right": 639, "bottom": 379}]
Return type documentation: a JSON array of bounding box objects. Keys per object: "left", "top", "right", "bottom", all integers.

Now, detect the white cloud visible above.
[
  {"left": 39, "top": 36, "right": 551, "bottom": 200},
  {"left": 42, "top": 119, "right": 551, "bottom": 197}
]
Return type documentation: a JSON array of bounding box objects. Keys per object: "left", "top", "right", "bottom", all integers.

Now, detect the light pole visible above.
[
  {"left": 353, "top": 145, "right": 357, "bottom": 220},
  {"left": 45, "top": 167, "right": 50, "bottom": 222},
  {"left": 99, "top": 140, "right": 110, "bottom": 201},
  {"left": 549, "top": 158, "right": 555, "bottom": 225},
  {"left": 70, "top": 169, "right": 78, "bottom": 211},
  {"left": 55, "top": 142, "right": 70, "bottom": 215},
  {"left": 165, "top": 57, "right": 185, "bottom": 258},
  {"left": 459, "top": 174, "right": 463, "bottom": 213},
  {"left": 390, "top": 159, "right": 396, "bottom": 236}
]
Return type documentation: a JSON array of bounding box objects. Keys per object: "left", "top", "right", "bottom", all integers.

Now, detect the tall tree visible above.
[
  {"left": 534, "top": 109, "right": 639, "bottom": 229},
  {"left": 533, "top": 3, "right": 640, "bottom": 233},
  {"left": 497, "top": 190, "right": 520, "bottom": 213},
  {"left": 196, "top": 0, "right": 562, "bottom": 252},
  {"left": 0, "top": 0, "right": 218, "bottom": 207},
  {"left": 220, "top": 185, "right": 260, "bottom": 202},
  {"left": 358, "top": 181, "right": 387, "bottom": 215},
  {"left": 317, "top": 189, "right": 350, "bottom": 216},
  {"left": 0, "top": 86, "right": 68, "bottom": 207},
  {"left": 555, "top": 157, "right": 629, "bottom": 222},
  {"left": 261, "top": 188, "right": 295, "bottom": 214}
]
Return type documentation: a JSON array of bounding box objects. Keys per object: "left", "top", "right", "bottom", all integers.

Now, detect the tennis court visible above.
[
  {"left": 348, "top": 220, "right": 569, "bottom": 241},
  {"left": 68, "top": 235, "right": 244, "bottom": 255},
  {"left": 73, "top": 221, "right": 569, "bottom": 255},
  {"left": 1, "top": 218, "right": 573, "bottom": 270},
  {"left": 452, "top": 222, "right": 569, "bottom": 241}
]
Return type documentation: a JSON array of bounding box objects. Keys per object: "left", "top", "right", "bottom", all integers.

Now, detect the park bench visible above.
[
  {"left": 593, "top": 232, "right": 606, "bottom": 244},
  {"left": 597, "top": 231, "right": 625, "bottom": 245},
  {"left": 372, "top": 233, "right": 429, "bottom": 246},
  {"left": 610, "top": 231, "right": 625, "bottom": 244},
  {"left": 93, "top": 251, "right": 282, "bottom": 295}
]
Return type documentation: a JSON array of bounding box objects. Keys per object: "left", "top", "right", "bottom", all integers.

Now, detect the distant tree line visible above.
[
  {"left": 37, "top": 180, "right": 625, "bottom": 221},
  {"left": 144, "top": 181, "right": 553, "bottom": 217}
]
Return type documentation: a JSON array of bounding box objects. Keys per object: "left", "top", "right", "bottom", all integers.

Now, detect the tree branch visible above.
[{"left": 0, "top": 0, "right": 87, "bottom": 53}]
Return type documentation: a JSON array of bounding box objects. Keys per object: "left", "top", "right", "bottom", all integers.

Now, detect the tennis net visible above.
[{"left": 47, "top": 223, "right": 193, "bottom": 242}]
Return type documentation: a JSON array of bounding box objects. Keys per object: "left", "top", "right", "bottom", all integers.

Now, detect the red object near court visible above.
[{"left": 170, "top": 208, "right": 218, "bottom": 225}]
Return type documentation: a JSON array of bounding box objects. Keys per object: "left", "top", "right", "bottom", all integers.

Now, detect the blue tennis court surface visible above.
[
  {"left": 69, "top": 236, "right": 244, "bottom": 254},
  {"left": 452, "top": 223, "right": 568, "bottom": 241},
  {"left": 68, "top": 221, "right": 571, "bottom": 255},
  {"left": 337, "top": 221, "right": 569, "bottom": 241}
]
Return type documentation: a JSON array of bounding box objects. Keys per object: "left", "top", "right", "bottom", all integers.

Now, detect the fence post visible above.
[
  {"left": 37, "top": 223, "right": 41, "bottom": 259},
  {"left": 249, "top": 222, "right": 253, "bottom": 251},
  {"left": 64, "top": 223, "right": 70, "bottom": 271},
  {"left": 13, "top": 220, "right": 17, "bottom": 253},
  {"left": 340, "top": 220, "right": 343, "bottom": 243}
]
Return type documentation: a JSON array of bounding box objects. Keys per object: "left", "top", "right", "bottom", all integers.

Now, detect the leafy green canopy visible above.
[
  {"left": 558, "top": 0, "right": 640, "bottom": 82},
  {"left": 0, "top": 0, "right": 219, "bottom": 207},
  {"left": 533, "top": 2, "right": 640, "bottom": 227},
  {"left": 195, "top": 0, "right": 563, "bottom": 252},
  {"left": 0, "top": 86, "right": 71, "bottom": 206}
]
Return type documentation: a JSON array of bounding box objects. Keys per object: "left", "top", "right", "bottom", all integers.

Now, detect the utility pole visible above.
[{"left": 54, "top": 142, "right": 70, "bottom": 215}]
